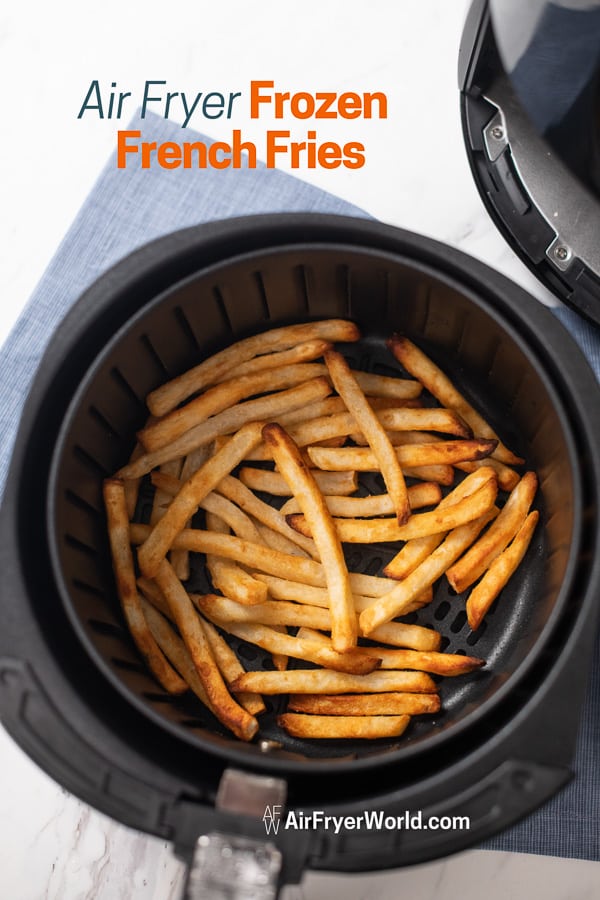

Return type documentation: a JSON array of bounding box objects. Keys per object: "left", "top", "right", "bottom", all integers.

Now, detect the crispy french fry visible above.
[
  {"left": 254, "top": 521, "right": 311, "bottom": 558},
  {"left": 252, "top": 574, "right": 437, "bottom": 644},
  {"left": 262, "top": 423, "right": 356, "bottom": 652},
  {"left": 140, "top": 598, "right": 212, "bottom": 706},
  {"left": 215, "top": 339, "right": 333, "bottom": 383},
  {"left": 359, "top": 507, "right": 498, "bottom": 634},
  {"left": 193, "top": 593, "right": 334, "bottom": 630},
  {"left": 231, "top": 669, "right": 437, "bottom": 695},
  {"left": 137, "top": 422, "right": 264, "bottom": 578},
  {"left": 118, "top": 378, "right": 332, "bottom": 480},
  {"left": 288, "top": 692, "right": 440, "bottom": 716},
  {"left": 278, "top": 712, "right": 411, "bottom": 739},
  {"left": 307, "top": 439, "right": 497, "bottom": 472},
  {"left": 200, "top": 493, "right": 264, "bottom": 544},
  {"left": 153, "top": 559, "right": 258, "bottom": 741},
  {"left": 383, "top": 467, "right": 499, "bottom": 580},
  {"left": 216, "top": 475, "right": 319, "bottom": 559},
  {"left": 131, "top": 522, "right": 402, "bottom": 597},
  {"left": 201, "top": 618, "right": 266, "bottom": 715},
  {"left": 102, "top": 478, "right": 188, "bottom": 695},
  {"left": 387, "top": 335, "right": 523, "bottom": 466},
  {"left": 288, "top": 477, "right": 497, "bottom": 544},
  {"left": 173, "top": 445, "right": 214, "bottom": 580},
  {"left": 199, "top": 603, "right": 375, "bottom": 674},
  {"left": 238, "top": 466, "right": 358, "bottom": 497},
  {"left": 141, "top": 363, "right": 329, "bottom": 453},
  {"left": 140, "top": 583, "right": 263, "bottom": 716},
  {"left": 123, "top": 440, "right": 148, "bottom": 519},
  {"left": 325, "top": 350, "right": 410, "bottom": 524},
  {"left": 446, "top": 471, "right": 538, "bottom": 593},
  {"left": 204, "top": 510, "right": 268, "bottom": 606},
  {"left": 279, "top": 482, "right": 442, "bottom": 517},
  {"left": 352, "top": 370, "right": 421, "bottom": 399},
  {"left": 294, "top": 627, "right": 482, "bottom": 675},
  {"left": 455, "top": 458, "right": 520, "bottom": 492},
  {"left": 402, "top": 464, "right": 455, "bottom": 485},
  {"left": 257, "top": 408, "right": 470, "bottom": 455},
  {"left": 466, "top": 510, "right": 540, "bottom": 630},
  {"left": 147, "top": 319, "right": 360, "bottom": 416},
  {"left": 150, "top": 459, "right": 182, "bottom": 526}
]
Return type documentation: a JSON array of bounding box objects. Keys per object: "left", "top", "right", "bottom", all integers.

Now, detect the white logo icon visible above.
[{"left": 263, "top": 805, "right": 282, "bottom": 835}]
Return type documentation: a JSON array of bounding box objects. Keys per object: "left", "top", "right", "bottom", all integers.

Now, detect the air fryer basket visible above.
[
  {"left": 2, "top": 215, "right": 600, "bottom": 885},
  {"left": 51, "top": 244, "right": 575, "bottom": 765}
]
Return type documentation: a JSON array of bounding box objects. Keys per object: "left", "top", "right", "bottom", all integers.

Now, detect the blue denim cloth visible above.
[{"left": 1, "top": 113, "right": 598, "bottom": 860}]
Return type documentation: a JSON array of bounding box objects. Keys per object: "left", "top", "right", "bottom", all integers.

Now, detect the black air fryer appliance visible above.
[{"left": 1, "top": 3, "right": 600, "bottom": 897}]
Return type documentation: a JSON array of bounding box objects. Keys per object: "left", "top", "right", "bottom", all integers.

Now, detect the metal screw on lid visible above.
[{"left": 490, "top": 125, "right": 504, "bottom": 140}]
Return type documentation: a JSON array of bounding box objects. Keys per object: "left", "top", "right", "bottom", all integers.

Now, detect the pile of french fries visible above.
[{"left": 103, "top": 319, "right": 539, "bottom": 744}]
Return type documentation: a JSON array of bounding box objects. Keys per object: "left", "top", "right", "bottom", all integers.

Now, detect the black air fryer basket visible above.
[{"left": 1, "top": 214, "right": 600, "bottom": 896}]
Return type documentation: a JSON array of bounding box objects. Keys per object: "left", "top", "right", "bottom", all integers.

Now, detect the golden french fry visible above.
[
  {"left": 141, "top": 363, "right": 329, "bottom": 453},
  {"left": 118, "top": 378, "right": 332, "bottom": 479},
  {"left": 258, "top": 408, "right": 470, "bottom": 456},
  {"left": 278, "top": 712, "right": 411, "bottom": 739},
  {"left": 279, "top": 482, "right": 442, "bottom": 518},
  {"left": 140, "top": 598, "right": 212, "bottom": 706},
  {"left": 294, "top": 627, "right": 479, "bottom": 675},
  {"left": 130, "top": 522, "right": 403, "bottom": 597},
  {"left": 353, "top": 647, "right": 484, "bottom": 675},
  {"left": 455, "top": 458, "right": 520, "bottom": 492},
  {"left": 387, "top": 334, "right": 524, "bottom": 466},
  {"left": 377, "top": 407, "right": 471, "bottom": 436},
  {"left": 153, "top": 559, "right": 258, "bottom": 741},
  {"left": 231, "top": 668, "right": 437, "bottom": 694},
  {"left": 383, "top": 533, "right": 446, "bottom": 581},
  {"left": 446, "top": 471, "right": 538, "bottom": 593},
  {"left": 204, "top": 510, "right": 269, "bottom": 606},
  {"left": 139, "top": 573, "right": 265, "bottom": 715},
  {"left": 174, "top": 445, "right": 214, "bottom": 581},
  {"left": 201, "top": 618, "right": 266, "bottom": 715},
  {"left": 252, "top": 574, "right": 437, "bottom": 645},
  {"left": 359, "top": 507, "right": 498, "bottom": 634},
  {"left": 288, "top": 477, "right": 497, "bottom": 544},
  {"left": 307, "top": 438, "right": 497, "bottom": 472},
  {"left": 238, "top": 466, "right": 358, "bottom": 497},
  {"left": 102, "top": 478, "right": 188, "bottom": 695},
  {"left": 466, "top": 510, "right": 540, "bottom": 630},
  {"left": 254, "top": 521, "right": 311, "bottom": 558},
  {"left": 193, "top": 593, "right": 334, "bottom": 630},
  {"left": 123, "top": 439, "right": 148, "bottom": 519},
  {"left": 147, "top": 319, "right": 360, "bottom": 416},
  {"left": 262, "top": 423, "right": 356, "bottom": 652},
  {"left": 288, "top": 693, "right": 440, "bottom": 716},
  {"left": 351, "top": 370, "right": 422, "bottom": 399},
  {"left": 137, "top": 422, "right": 264, "bottom": 578},
  {"left": 325, "top": 350, "right": 410, "bottom": 524},
  {"left": 383, "top": 467, "right": 500, "bottom": 580},
  {"left": 198, "top": 603, "right": 375, "bottom": 674},
  {"left": 201, "top": 493, "right": 264, "bottom": 544},
  {"left": 215, "top": 338, "right": 333, "bottom": 383},
  {"left": 366, "top": 619, "right": 440, "bottom": 651},
  {"left": 216, "top": 475, "right": 319, "bottom": 559},
  {"left": 403, "top": 464, "right": 455, "bottom": 485}
]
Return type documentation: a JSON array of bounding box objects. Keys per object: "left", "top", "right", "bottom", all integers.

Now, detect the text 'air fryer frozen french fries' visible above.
[{"left": 103, "top": 319, "right": 538, "bottom": 743}]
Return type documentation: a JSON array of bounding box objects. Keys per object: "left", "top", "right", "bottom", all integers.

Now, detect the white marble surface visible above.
[{"left": 0, "top": 1, "right": 596, "bottom": 897}]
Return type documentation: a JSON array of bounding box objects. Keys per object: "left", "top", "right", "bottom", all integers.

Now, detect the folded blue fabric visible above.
[{"left": 1, "top": 112, "right": 598, "bottom": 861}]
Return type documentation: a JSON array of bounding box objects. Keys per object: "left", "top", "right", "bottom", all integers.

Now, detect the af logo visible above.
[{"left": 263, "top": 804, "right": 283, "bottom": 835}]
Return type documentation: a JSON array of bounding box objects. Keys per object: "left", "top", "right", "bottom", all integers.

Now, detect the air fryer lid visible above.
[
  {"left": 459, "top": 0, "right": 600, "bottom": 324},
  {"left": 2, "top": 215, "right": 600, "bottom": 879}
]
